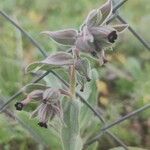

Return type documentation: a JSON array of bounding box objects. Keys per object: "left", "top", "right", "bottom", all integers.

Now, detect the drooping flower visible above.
[
  {"left": 15, "top": 90, "right": 43, "bottom": 111},
  {"left": 74, "top": 57, "right": 91, "bottom": 91},
  {"left": 76, "top": 0, "right": 128, "bottom": 65},
  {"left": 15, "top": 87, "right": 70, "bottom": 128},
  {"left": 39, "top": 0, "right": 128, "bottom": 67},
  {"left": 32, "top": 100, "right": 62, "bottom": 128}
]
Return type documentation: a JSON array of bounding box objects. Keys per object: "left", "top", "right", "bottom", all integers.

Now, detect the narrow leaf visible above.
[
  {"left": 42, "top": 52, "right": 74, "bottom": 66},
  {"left": 99, "top": 0, "right": 112, "bottom": 25},
  {"left": 23, "top": 83, "right": 49, "bottom": 94},
  {"left": 26, "top": 52, "right": 74, "bottom": 73},
  {"left": 110, "top": 146, "right": 147, "bottom": 150},
  {"left": 41, "top": 29, "right": 77, "bottom": 45},
  {"left": 86, "top": 9, "right": 102, "bottom": 27},
  {"left": 17, "top": 111, "right": 61, "bottom": 148},
  {"left": 113, "top": 24, "right": 129, "bottom": 33}
]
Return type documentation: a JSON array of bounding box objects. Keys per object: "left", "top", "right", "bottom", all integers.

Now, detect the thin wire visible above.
[
  {"left": 0, "top": 71, "right": 50, "bottom": 112},
  {"left": 116, "top": 14, "right": 150, "bottom": 51},
  {"left": 0, "top": 0, "right": 129, "bottom": 115},
  {"left": 0, "top": 11, "right": 47, "bottom": 57},
  {"left": 0, "top": 1, "right": 130, "bottom": 148},
  {"left": 84, "top": 104, "right": 150, "bottom": 146},
  {"left": 112, "top": 0, "right": 128, "bottom": 13},
  {"left": 101, "top": 103, "right": 150, "bottom": 131}
]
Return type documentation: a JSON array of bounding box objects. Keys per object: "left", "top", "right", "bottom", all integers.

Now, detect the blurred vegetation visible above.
[{"left": 0, "top": 0, "right": 150, "bottom": 150}]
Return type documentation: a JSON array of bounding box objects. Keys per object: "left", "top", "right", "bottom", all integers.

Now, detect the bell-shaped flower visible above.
[
  {"left": 75, "top": 31, "right": 95, "bottom": 54},
  {"left": 32, "top": 100, "right": 63, "bottom": 128},
  {"left": 15, "top": 87, "right": 70, "bottom": 128},
  {"left": 42, "top": 88, "right": 61, "bottom": 104},
  {"left": 89, "top": 26, "right": 118, "bottom": 49},
  {"left": 15, "top": 90, "right": 43, "bottom": 111},
  {"left": 77, "top": 24, "right": 128, "bottom": 65}
]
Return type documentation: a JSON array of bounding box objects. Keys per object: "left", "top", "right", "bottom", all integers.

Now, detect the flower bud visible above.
[
  {"left": 77, "top": 73, "right": 87, "bottom": 92},
  {"left": 31, "top": 99, "right": 63, "bottom": 128},
  {"left": 75, "top": 58, "right": 91, "bottom": 82},
  {"left": 90, "top": 26, "right": 118, "bottom": 49}
]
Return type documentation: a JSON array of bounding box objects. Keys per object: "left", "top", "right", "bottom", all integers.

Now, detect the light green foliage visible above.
[
  {"left": 0, "top": 0, "right": 150, "bottom": 149},
  {"left": 17, "top": 111, "right": 61, "bottom": 149},
  {"left": 110, "top": 147, "right": 148, "bottom": 150},
  {"left": 61, "top": 99, "right": 83, "bottom": 150}
]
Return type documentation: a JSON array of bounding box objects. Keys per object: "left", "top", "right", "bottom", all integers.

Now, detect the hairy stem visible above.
[{"left": 69, "top": 65, "right": 76, "bottom": 98}]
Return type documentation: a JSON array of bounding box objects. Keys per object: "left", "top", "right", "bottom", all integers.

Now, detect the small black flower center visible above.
[
  {"left": 86, "top": 76, "right": 91, "bottom": 82},
  {"left": 38, "top": 122, "right": 47, "bottom": 128},
  {"left": 15, "top": 102, "right": 24, "bottom": 111},
  {"left": 91, "top": 51, "right": 97, "bottom": 57},
  {"left": 43, "top": 99, "right": 47, "bottom": 104},
  {"left": 108, "top": 31, "right": 117, "bottom": 43}
]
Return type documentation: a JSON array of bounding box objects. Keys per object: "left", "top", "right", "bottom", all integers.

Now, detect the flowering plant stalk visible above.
[{"left": 14, "top": 0, "right": 128, "bottom": 149}]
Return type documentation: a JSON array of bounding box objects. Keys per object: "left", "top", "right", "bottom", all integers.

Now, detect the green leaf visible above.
[
  {"left": 80, "top": 69, "right": 100, "bottom": 141},
  {"left": 85, "top": 9, "right": 102, "bottom": 27},
  {"left": 17, "top": 111, "right": 61, "bottom": 149},
  {"left": 41, "top": 29, "right": 77, "bottom": 45},
  {"left": 23, "top": 83, "right": 49, "bottom": 94},
  {"left": 113, "top": 24, "right": 129, "bottom": 33},
  {"left": 99, "top": 0, "right": 112, "bottom": 25},
  {"left": 110, "top": 147, "right": 147, "bottom": 150},
  {"left": 26, "top": 52, "right": 74, "bottom": 73},
  {"left": 61, "top": 100, "right": 83, "bottom": 150}
]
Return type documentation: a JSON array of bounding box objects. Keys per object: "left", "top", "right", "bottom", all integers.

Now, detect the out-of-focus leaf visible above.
[
  {"left": 0, "top": 116, "right": 16, "bottom": 144},
  {"left": 110, "top": 147, "right": 147, "bottom": 150},
  {"left": 41, "top": 29, "right": 77, "bottom": 45},
  {"left": 96, "top": 80, "right": 108, "bottom": 95},
  {"left": 124, "top": 57, "right": 141, "bottom": 78},
  {"left": 17, "top": 111, "right": 61, "bottom": 149},
  {"left": 86, "top": 142, "right": 98, "bottom": 150}
]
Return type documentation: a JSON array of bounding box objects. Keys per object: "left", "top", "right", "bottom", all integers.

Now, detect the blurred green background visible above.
[{"left": 0, "top": 0, "right": 150, "bottom": 150}]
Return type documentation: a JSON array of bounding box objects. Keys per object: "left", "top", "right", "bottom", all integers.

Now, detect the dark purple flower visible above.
[
  {"left": 108, "top": 31, "right": 117, "bottom": 43},
  {"left": 15, "top": 102, "right": 24, "bottom": 111},
  {"left": 14, "top": 90, "right": 43, "bottom": 111},
  {"left": 38, "top": 122, "right": 48, "bottom": 128}
]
